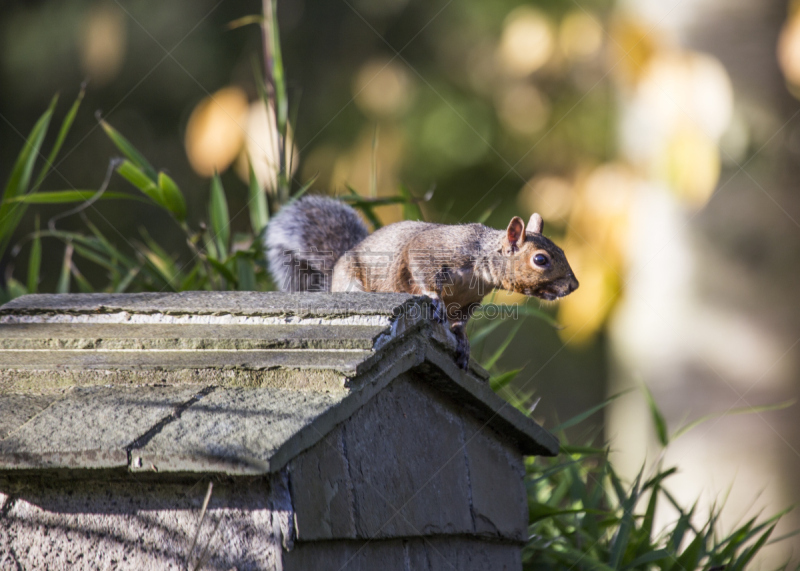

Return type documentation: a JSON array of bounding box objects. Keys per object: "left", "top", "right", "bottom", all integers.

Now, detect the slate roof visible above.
[{"left": 0, "top": 292, "right": 559, "bottom": 478}]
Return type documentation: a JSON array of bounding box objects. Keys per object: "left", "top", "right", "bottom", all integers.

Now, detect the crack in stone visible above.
[
  {"left": 125, "top": 386, "right": 217, "bottom": 470},
  {"left": 459, "top": 418, "right": 477, "bottom": 534}
]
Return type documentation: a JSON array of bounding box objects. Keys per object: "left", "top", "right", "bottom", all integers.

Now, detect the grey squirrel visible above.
[{"left": 266, "top": 195, "right": 579, "bottom": 369}]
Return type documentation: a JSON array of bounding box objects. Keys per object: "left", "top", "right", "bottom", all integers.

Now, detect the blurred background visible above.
[{"left": 1, "top": 0, "right": 799, "bottom": 565}]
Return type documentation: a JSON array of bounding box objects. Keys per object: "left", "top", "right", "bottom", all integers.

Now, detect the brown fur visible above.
[{"left": 332, "top": 215, "right": 578, "bottom": 369}]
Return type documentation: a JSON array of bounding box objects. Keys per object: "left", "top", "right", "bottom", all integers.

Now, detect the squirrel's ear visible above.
[
  {"left": 528, "top": 213, "right": 543, "bottom": 234},
  {"left": 505, "top": 216, "right": 526, "bottom": 252}
]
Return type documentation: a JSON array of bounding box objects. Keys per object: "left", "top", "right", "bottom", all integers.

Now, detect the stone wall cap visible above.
[
  {"left": 0, "top": 291, "right": 420, "bottom": 319},
  {"left": 0, "top": 292, "right": 559, "bottom": 479}
]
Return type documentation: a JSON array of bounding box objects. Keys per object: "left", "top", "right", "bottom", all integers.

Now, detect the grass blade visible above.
[
  {"left": 236, "top": 255, "right": 257, "bottom": 291},
  {"left": 642, "top": 382, "right": 669, "bottom": 447},
  {"left": 33, "top": 87, "right": 84, "bottom": 191},
  {"left": 344, "top": 185, "right": 382, "bottom": 229},
  {"left": 468, "top": 317, "right": 506, "bottom": 347},
  {"left": 57, "top": 242, "right": 72, "bottom": 294},
  {"left": 157, "top": 172, "right": 187, "bottom": 221},
  {"left": 71, "top": 263, "right": 94, "bottom": 293},
  {"left": 27, "top": 217, "right": 41, "bottom": 293},
  {"left": 115, "top": 266, "right": 141, "bottom": 293},
  {"left": 671, "top": 399, "right": 796, "bottom": 442},
  {"left": 608, "top": 469, "right": 643, "bottom": 568},
  {"left": 248, "top": 162, "right": 269, "bottom": 233},
  {"left": 490, "top": 368, "right": 522, "bottom": 392},
  {"left": 551, "top": 390, "right": 633, "bottom": 432},
  {"left": 623, "top": 549, "right": 671, "bottom": 569},
  {"left": 100, "top": 118, "right": 158, "bottom": 181},
  {"left": 515, "top": 303, "right": 562, "bottom": 329},
  {"left": 730, "top": 524, "right": 776, "bottom": 571},
  {"left": 482, "top": 319, "right": 524, "bottom": 370},
  {"left": 116, "top": 160, "right": 162, "bottom": 205},
  {"left": 3, "top": 94, "right": 56, "bottom": 201},
  {"left": 207, "top": 256, "right": 237, "bottom": 288},
  {"left": 0, "top": 96, "right": 57, "bottom": 259},
  {"left": 8, "top": 190, "right": 139, "bottom": 204},
  {"left": 290, "top": 173, "right": 316, "bottom": 203},
  {"left": 399, "top": 183, "right": 424, "bottom": 221},
  {"left": 209, "top": 173, "right": 230, "bottom": 256}
]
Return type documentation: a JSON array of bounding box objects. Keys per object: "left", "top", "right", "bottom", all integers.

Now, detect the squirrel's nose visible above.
[{"left": 568, "top": 276, "right": 579, "bottom": 293}]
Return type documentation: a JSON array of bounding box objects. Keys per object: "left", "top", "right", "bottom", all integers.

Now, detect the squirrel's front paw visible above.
[
  {"left": 430, "top": 297, "right": 447, "bottom": 325},
  {"left": 454, "top": 337, "right": 470, "bottom": 370}
]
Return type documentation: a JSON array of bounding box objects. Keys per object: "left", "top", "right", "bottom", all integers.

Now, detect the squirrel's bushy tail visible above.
[{"left": 265, "top": 195, "right": 369, "bottom": 292}]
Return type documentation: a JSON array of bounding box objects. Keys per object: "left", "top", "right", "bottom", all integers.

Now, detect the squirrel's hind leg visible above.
[
  {"left": 419, "top": 289, "right": 471, "bottom": 370},
  {"left": 451, "top": 322, "right": 470, "bottom": 370},
  {"left": 450, "top": 303, "right": 479, "bottom": 370}
]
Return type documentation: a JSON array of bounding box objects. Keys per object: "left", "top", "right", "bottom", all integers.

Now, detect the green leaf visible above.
[
  {"left": 33, "top": 87, "right": 84, "bottom": 192},
  {"left": 115, "top": 266, "right": 141, "bottom": 293},
  {"left": 157, "top": 172, "right": 187, "bottom": 221},
  {"left": 8, "top": 190, "right": 139, "bottom": 204},
  {"left": 290, "top": 174, "right": 316, "bottom": 203},
  {"left": 264, "top": 0, "right": 287, "bottom": 139},
  {"left": 559, "top": 444, "right": 607, "bottom": 455},
  {"left": 116, "top": 160, "right": 162, "bottom": 204},
  {"left": 482, "top": 319, "right": 524, "bottom": 370},
  {"left": 642, "top": 382, "right": 669, "bottom": 447},
  {"left": 665, "top": 501, "right": 697, "bottom": 559},
  {"left": 57, "top": 243, "right": 72, "bottom": 294},
  {"left": 551, "top": 390, "right": 633, "bottom": 432},
  {"left": 338, "top": 193, "right": 427, "bottom": 208},
  {"left": 209, "top": 173, "right": 230, "bottom": 256},
  {"left": 138, "top": 250, "right": 177, "bottom": 292},
  {"left": 490, "top": 368, "right": 522, "bottom": 392},
  {"left": 468, "top": 317, "right": 506, "bottom": 360},
  {"left": 674, "top": 524, "right": 708, "bottom": 571},
  {"left": 550, "top": 544, "right": 617, "bottom": 571},
  {"left": 178, "top": 263, "right": 205, "bottom": 291},
  {"left": 0, "top": 204, "right": 26, "bottom": 264},
  {"left": 139, "top": 228, "right": 180, "bottom": 288},
  {"left": 72, "top": 242, "right": 119, "bottom": 274},
  {"left": 608, "top": 469, "right": 642, "bottom": 569},
  {"left": 27, "top": 218, "right": 41, "bottom": 293},
  {"left": 730, "top": 524, "right": 776, "bottom": 571},
  {"left": 639, "top": 469, "right": 677, "bottom": 550},
  {"left": 528, "top": 502, "right": 591, "bottom": 523},
  {"left": 671, "top": 399, "right": 796, "bottom": 442},
  {"left": 71, "top": 264, "right": 94, "bottom": 293},
  {"left": 0, "top": 96, "right": 56, "bottom": 259},
  {"left": 259, "top": 0, "right": 289, "bottom": 202},
  {"left": 345, "top": 185, "right": 382, "bottom": 229},
  {"left": 515, "top": 304, "right": 562, "bottom": 329},
  {"left": 80, "top": 221, "right": 139, "bottom": 273},
  {"left": 236, "top": 255, "right": 257, "bottom": 291},
  {"left": 207, "top": 255, "right": 237, "bottom": 287},
  {"left": 718, "top": 507, "right": 791, "bottom": 557},
  {"left": 100, "top": 119, "right": 158, "bottom": 181},
  {"left": 623, "top": 549, "right": 672, "bottom": 569},
  {"left": 3, "top": 94, "right": 56, "bottom": 201},
  {"left": 398, "top": 183, "right": 424, "bottom": 221},
  {"left": 248, "top": 162, "right": 269, "bottom": 234}
]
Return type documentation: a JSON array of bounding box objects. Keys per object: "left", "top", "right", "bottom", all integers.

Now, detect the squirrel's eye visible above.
[{"left": 533, "top": 253, "right": 549, "bottom": 267}]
